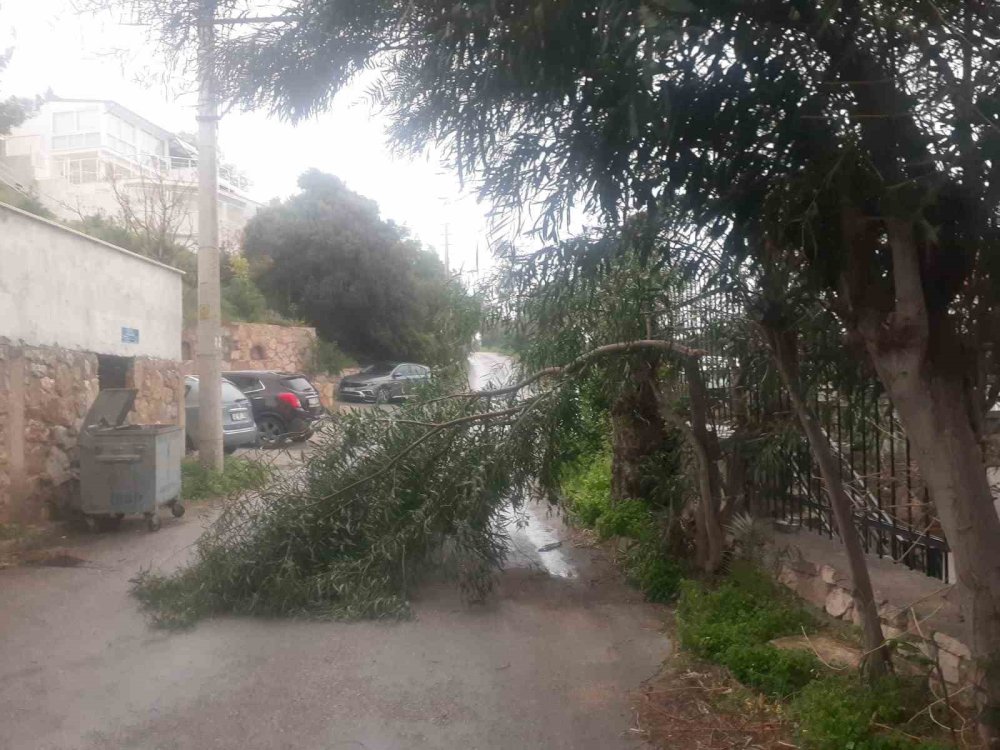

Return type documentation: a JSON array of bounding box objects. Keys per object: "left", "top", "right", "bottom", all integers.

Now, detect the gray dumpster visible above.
[{"left": 78, "top": 388, "right": 184, "bottom": 531}]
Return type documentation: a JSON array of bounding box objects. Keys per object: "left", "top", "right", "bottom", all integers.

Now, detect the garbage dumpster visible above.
[{"left": 78, "top": 388, "right": 184, "bottom": 531}]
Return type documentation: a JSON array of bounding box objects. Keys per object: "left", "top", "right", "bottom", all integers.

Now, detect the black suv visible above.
[
  {"left": 338, "top": 362, "right": 432, "bottom": 404},
  {"left": 224, "top": 370, "right": 324, "bottom": 444}
]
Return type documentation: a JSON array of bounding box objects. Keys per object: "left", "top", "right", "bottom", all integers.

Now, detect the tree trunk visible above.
[
  {"left": 656, "top": 358, "right": 726, "bottom": 574},
  {"left": 764, "top": 324, "right": 892, "bottom": 679},
  {"left": 850, "top": 219, "right": 1000, "bottom": 744},
  {"left": 610, "top": 358, "right": 665, "bottom": 503},
  {"left": 866, "top": 348, "right": 1000, "bottom": 741}
]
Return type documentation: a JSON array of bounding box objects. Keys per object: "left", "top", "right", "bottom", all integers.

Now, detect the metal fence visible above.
[{"left": 669, "top": 288, "right": 950, "bottom": 581}]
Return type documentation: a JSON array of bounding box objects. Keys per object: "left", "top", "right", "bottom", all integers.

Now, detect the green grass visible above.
[
  {"left": 181, "top": 457, "right": 274, "bottom": 501},
  {"left": 676, "top": 564, "right": 821, "bottom": 696},
  {"left": 677, "top": 565, "right": 952, "bottom": 747},
  {"left": 790, "top": 675, "right": 950, "bottom": 750}
]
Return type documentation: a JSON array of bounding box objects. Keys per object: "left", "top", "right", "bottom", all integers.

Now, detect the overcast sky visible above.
[{"left": 0, "top": 0, "right": 496, "bottom": 277}]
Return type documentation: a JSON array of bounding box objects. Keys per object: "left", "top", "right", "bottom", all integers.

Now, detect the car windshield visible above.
[
  {"left": 360, "top": 363, "right": 397, "bottom": 377},
  {"left": 282, "top": 376, "right": 313, "bottom": 391}
]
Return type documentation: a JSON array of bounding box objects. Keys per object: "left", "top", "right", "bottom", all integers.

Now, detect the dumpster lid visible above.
[{"left": 83, "top": 388, "right": 137, "bottom": 431}]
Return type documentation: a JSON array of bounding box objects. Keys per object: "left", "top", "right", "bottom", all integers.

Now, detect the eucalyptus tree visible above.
[{"left": 206, "top": 2, "right": 1000, "bottom": 735}]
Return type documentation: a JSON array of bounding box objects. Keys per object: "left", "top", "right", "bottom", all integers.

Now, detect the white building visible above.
[
  {"left": 0, "top": 202, "right": 185, "bottom": 523},
  {"left": 0, "top": 97, "right": 259, "bottom": 247}
]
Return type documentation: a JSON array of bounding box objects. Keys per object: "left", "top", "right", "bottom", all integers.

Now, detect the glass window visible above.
[
  {"left": 361, "top": 363, "right": 397, "bottom": 377},
  {"left": 77, "top": 109, "right": 99, "bottom": 130},
  {"left": 221, "top": 381, "right": 246, "bottom": 403},
  {"left": 53, "top": 112, "right": 75, "bottom": 134},
  {"left": 282, "top": 377, "right": 313, "bottom": 391}
]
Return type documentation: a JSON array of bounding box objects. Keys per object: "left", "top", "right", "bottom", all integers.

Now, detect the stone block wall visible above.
[
  {"left": 182, "top": 323, "right": 318, "bottom": 375},
  {"left": 181, "top": 323, "right": 358, "bottom": 410},
  {"left": 774, "top": 547, "right": 978, "bottom": 704},
  {"left": 129, "top": 357, "right": 185, "bottom": 428},
  {"left": 0, "top": 338, "right": 181, "bottom": 523},
  {"left": 0, "top": 339, "right": 98, "bottom": 522}
]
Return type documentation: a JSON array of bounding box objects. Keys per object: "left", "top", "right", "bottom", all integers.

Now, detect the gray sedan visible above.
[
  {"left": 184, "top": 376, "right": 259, "bottom": 453},
  {"left": 338, "top": 362, "right": 431, "bottom": 404}
]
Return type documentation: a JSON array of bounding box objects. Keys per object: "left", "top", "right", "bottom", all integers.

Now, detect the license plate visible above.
[
  {"left": 307, "top": 397, "right": 319, "bottom": 407},
  {"left": 230, "top": 409, "right": 248, "bottom": 421}
]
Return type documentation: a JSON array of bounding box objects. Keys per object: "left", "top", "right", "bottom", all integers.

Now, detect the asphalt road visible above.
[{"left": 0, "top": 353, "right": 669, "bottom": 750}]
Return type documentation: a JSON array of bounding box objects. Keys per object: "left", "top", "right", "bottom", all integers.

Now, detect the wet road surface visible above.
[{"left": 0, "top": 353, "right": 669, "bottom": 750}]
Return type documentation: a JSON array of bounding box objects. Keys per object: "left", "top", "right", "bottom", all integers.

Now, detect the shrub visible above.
[
  {"left": 561, "top": 447, "right": 613, "bottom": 528},
  {"left": 181, "top": 457, "right": 273, "bottom": 501},
  {"left": 309, "top": 338, "right": 356, "bottom": 375},
  {"left": 790, "top": 675, "right": 948, "bottom": 750},
  {"left": 560, "top": 446, "right": 683, "bottom": 602},
  {"left": 595, "top": 499, "right": 654, "bottom": 540},
  {"left": 623, "top": 541, "right": 683, "bottom": 603}
]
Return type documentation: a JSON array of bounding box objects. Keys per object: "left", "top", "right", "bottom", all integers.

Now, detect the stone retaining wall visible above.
[
  {"left": 0, "top": 338, "right": 181, "bottom": 523},
  {"left": 774, "top": 542, "right": 977, "bottom": 702},
  {"left": 181, "top": 323, "right": 356, "bottom": 410},
  {"left": 182, "top": 323, "right": 318, "bottom": 375}
]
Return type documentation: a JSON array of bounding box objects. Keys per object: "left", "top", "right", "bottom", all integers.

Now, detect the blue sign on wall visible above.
[{"left": 121, "top": 327, "right": 140, "bottom": 344}]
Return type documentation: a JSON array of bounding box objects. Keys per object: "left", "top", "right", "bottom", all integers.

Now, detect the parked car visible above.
[
  {"left": 338, "top": 362, "right": 432, "bottom": 404},
  {"left": 184, "top": 375, "right": 259, "bottom": 453},
  {"left": 223, "top": 370, "right": 324, "bottom": 444}
]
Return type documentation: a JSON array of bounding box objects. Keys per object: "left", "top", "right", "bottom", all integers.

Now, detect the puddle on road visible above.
[{"left": 506, "top": 503, "right": 576, "bottom": 579}]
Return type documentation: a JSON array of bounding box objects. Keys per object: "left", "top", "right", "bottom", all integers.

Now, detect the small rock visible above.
[
  {"left": 937, "top": 649, "right": 962, "bottom": 685},
  {"left": 825, "top": 586, "right": 855, "bottom": 619},
  {"left": 933, "top": 631, "right": 972, "bottom": 660},
  {"left": 819, "top": 564, "right": 840, "bottom": 585}
]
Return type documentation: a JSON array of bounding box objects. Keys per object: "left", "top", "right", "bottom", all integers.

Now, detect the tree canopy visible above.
[
  {"left": 129, "top": 0, "right": 1000, "bottom": 737},
  {"left": 243, "top": 169, "right": 478, "bottom": 364},
  {"left": 0, "top": 49, "right": 32, "bottom": 136}
]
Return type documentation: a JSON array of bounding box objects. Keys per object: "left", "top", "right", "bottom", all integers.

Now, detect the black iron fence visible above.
[{"left": 669, "top": 289, "right": 951, "bottom": 581}]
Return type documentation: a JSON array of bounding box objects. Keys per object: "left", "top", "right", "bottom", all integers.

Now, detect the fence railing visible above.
[{"left": 669, "top": 289, "right": 950, "bottom": 581}]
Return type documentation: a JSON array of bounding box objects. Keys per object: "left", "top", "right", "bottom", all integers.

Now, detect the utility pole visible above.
[
  {"left": 443, "top": 222, "right": 450, "bottom": 274},
  {"left": 196, "top": 0, "right": 224, "bottom": 471}
]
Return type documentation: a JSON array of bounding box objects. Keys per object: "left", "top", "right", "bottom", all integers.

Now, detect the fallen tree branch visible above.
[
  {"left": 427, "top": 338, "right": 707, "bottom": 404},
  {"left": 317, "top": 405, "right": 530, "bottom": 507}
]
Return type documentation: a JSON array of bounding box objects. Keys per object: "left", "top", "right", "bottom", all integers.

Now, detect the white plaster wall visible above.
[{"left": 0, "top": 203, "right": 183, "bottom": 359}]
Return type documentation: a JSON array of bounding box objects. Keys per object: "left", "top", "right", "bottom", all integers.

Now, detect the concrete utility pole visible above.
[
  {"left": 196, "top": 0, "right": 224, "bottom": 471},
  {"left": 443, "top": 222, "right": 450, "bottom": 273}
]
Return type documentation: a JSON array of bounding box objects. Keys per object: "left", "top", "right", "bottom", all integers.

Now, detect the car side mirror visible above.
[{"left": 392, "top": 372, "right": 402, "bottom": 379}]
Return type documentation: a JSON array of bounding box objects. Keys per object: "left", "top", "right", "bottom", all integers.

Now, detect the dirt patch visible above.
[
  {"left": 770, "top": 633, "right": 862, "bottom": 670},
  {"left": 635, "top": 617, "right": 793, "bottom": 750},
  {"left": 637, "top": 656, "right": 793, "bottom": 749}
]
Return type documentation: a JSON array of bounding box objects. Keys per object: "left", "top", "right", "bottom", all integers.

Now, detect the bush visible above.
[
  {"left": 623, "top": 542, "right": 683, "bottom": 603},
  {"left": 790, "top": 675, "right": 948, "bottom": 750},
  {"left": 595, "top": 498, "right": 654, "bottom": 540},
  {"left": 309, "top": 338, "right": 356, "bottom": 375},
  {"left": 561, "top": 446, "right": 683, "bottom": 602},
  {"left": 561, "top": 447, "right": 613, "bottom": 528},
  {"left": 181, "top": 457, "right": 273, "bottom": 501}
]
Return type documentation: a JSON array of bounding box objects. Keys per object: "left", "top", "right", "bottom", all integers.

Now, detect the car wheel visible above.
[
  {"left": 375, "top": 387, "right": 390, "bottom": 405},
  {"left": 257, "top": 415, "right": 287, "bottom": 446}
]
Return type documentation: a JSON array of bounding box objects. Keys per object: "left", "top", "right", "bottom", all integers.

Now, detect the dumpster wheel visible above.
[{"left": 171, "top": 501, "right": 186, "bottom": 518}]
